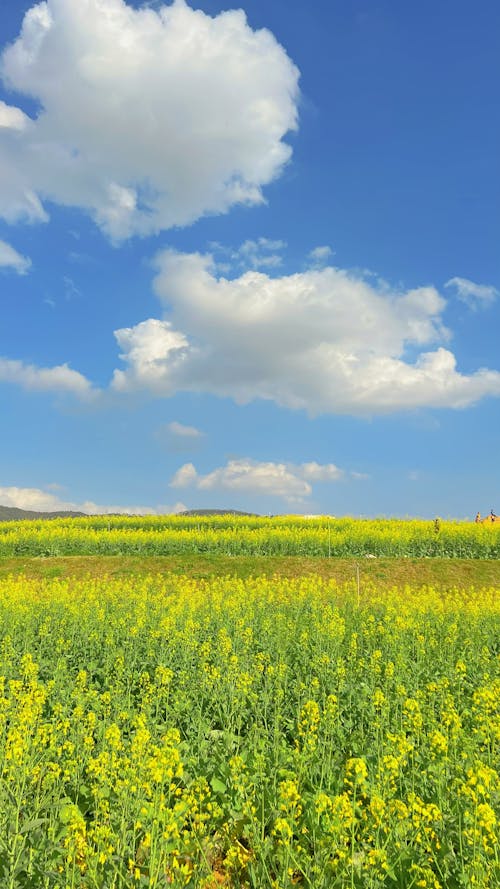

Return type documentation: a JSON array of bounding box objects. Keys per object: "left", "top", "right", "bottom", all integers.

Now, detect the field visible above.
[
  {"left": 1, "top": 514, "right": 500, "bottom": 558},
  {"left": 0, "top": 518, "right": 499, "bottom": 888}
]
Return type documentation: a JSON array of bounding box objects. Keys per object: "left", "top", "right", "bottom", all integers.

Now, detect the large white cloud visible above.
[
  {"left": 111, "top": 249, "right": 500, "bottom": 414},
  {"left": 0, "top": 357, "right": 94, "bottom": 396},
  {"left": 0, "top": 238, "right": 31, "bottom": 273},
  {"left": 169, "top": 458, "right": 344, "bottom": 503},
  {"left": 0, "top": 484, "right": 185, "bottom": 515},
  {"left": 0, "top": 0, "right": 299, "bottom": 239}
]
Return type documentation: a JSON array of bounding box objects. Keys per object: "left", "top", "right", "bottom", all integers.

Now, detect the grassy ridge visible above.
[{"left": 1, "top": 554, "right": 500, "bottom": 589}]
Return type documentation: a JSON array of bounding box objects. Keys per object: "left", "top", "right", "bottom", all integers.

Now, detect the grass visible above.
[{"left": 1, "top": 553, "right": 499, "bottom": 588}]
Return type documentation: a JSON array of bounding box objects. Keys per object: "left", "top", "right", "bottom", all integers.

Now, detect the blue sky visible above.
[{"left": 0, "top": 0, "right": 499, "bottom": 517}]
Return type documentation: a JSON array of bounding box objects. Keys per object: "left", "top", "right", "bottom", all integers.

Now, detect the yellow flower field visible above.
[
  {"left": 0, "top": 572, "right": 498, "bottom": 887},
  {"left": 1, "top": 514, "right": 500, "bottom": 558}
]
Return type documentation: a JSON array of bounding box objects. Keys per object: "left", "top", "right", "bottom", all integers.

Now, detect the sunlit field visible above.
[
  {"left": 1, "top": 570, "right": 498, "bottom": 888},
  {"left": 1, "top": 514, "right": 500, "bottom": 558}
]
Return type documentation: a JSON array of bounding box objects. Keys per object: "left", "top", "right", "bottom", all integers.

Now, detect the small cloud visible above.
[
  {"left": 301, "top": 461, "right": 343, "bottom": 481},
  {"left": 408, "top": 470, "right": 419, "bottom": 481},
  {"left": 168, "top": 421, "right": 204, "bottom": 439},
  {"left": 240, "top": 240, "right": 284, "bottom": 268},
  {"left": 351, "top": 471, "right": 369, "bottom": 480},
  {"left": 63, "top": 276, "right": 81, "bottom": 300},
  {"left": 156, "top": 420, "right": 205, "bottom": 452},
  {"left": 0, "top": 239, "right": 31, "bottom": 275},
  {"left": 68, "top": 251, "right": 95, "bottom": 265},
  {"left": 308, "top": 245, "right": 333, "bottom": 265},
  {"left": 211, "top": 237, "right": 287, "bottom": 271},
  {"left": 445, "top": 277, "right": 498, "bottom": 310},
  {"left": 0, "top": 357, "right": 95, "bottom": 399}
]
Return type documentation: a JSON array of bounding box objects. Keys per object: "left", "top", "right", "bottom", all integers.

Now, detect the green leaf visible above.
[
  {"left": 210, "top": 777, "right": 227, "bottom": 794},
  {"left": 19, "top": 818, "right": 47, "bottom": 835}
]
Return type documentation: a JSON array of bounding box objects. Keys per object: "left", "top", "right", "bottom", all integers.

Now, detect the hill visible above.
[
  {"left": 0, "top": 505, "right": 87, "bottom": 522},
  {"left": 0, "top": 506, "right": 259, "bottom": 522}
]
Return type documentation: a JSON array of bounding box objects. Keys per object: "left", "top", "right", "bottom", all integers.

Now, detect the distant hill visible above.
[
  {"left": 0, "top": 505, "right": 260, "bottom": 522},
  {"left": 0, "top": 505, "right": 87, "bottom": 522},
  {"left": 179, "top": 508, "right": 259, "bottom": 517}
]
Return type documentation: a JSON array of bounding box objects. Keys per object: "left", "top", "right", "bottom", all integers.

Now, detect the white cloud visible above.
[
  {"left": 0, "top": 357, "right": 94, "bottom": 397},
  {"left": 0, "top": 100, "right": 30, "bottom": 131},
  {"left": 170, "top": 459, "right": 311, "bottom": 502},
  {"left": 170, "top": 457, "right": 345, "bottom": 503},
  {"left": 0, "top": 0, "right": 299, "bottom": 239},
  {"left": 157, "top": 420, "right": 205, "bottom": 451},
  {"left": 111, "top": 248, "right": 500, "bottom": 414},
  {"left": 445, "top": 276, "right": 499, "bottom": 310},
  {"left": 0, "top": 484, "right": 185, "bottom": 515},
  {"left": 112, "top": 319, "right": 188, "bottom": 394},
  {"left": 0, "top": 239, "right": 31, "bottom": 274},
  {"left": 235, "top": 238, "right": 286, "bottom": 269},
  {"left": 167, "top": 420, "right": 204, "bottom": 439},
  {"left": 209, "top": 237, "right": 287, "bottom": 272},
  {"left": 308, "top": 245, "right": 333, "bottom": 264},
  {"left": 63, "top": 276, "right": 80, "bottom": 299},
  {"left": 0, "top": 100, "right": 48, "bottom": 223},
  {"left": 170, "top": 462, "right": 199, "bottom": 488},
  {"left": 301, "top": 461, "right": 343, "bottom": 481},
  {"left": 79, "top": 499, "right": 186, "bottom": 515},
  {"left": 0, "top": 487, "right": 74, "bottom": 513}
]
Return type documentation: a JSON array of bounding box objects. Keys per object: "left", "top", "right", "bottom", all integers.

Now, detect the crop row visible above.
[{"left": 0, "top": 515, "right": 499, "bottom": 558}]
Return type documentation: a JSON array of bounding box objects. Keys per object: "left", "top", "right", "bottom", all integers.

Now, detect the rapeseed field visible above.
[
  {"left": 0, "top": 572, "right": 498, "bottom": 887},
  {"left": 1, "top": 514, "right": 500, "bottom": 557}
]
